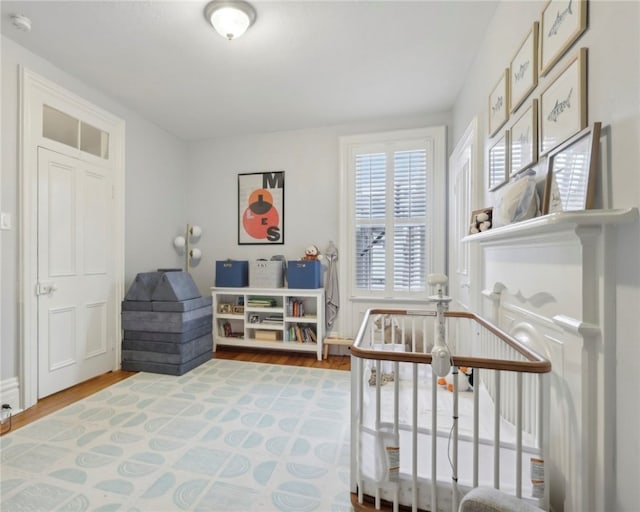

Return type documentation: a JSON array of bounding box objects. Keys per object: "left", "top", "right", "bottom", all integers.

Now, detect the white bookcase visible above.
[{"left": 211, "top": 287, "right": 325, "bottom": 361}]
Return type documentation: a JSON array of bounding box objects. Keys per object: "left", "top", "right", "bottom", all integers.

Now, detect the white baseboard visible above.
[{"left": 0, "top": 377, "right": 21, "bottom": 411}]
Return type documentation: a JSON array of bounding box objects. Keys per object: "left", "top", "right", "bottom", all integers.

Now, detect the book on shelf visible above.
[
  {"left": 247, "top": 297, "right": 277, "bottom": 307},
  {"left": 287, "top": 324, "right": 317, "bottom": 343},
  {"left": 287, "top": 298, "right": 312, "bottom": 318}
]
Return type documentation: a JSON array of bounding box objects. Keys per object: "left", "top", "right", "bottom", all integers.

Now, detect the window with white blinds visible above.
[{"left": 341, "top": 127, "right": 446, "bottom": 300}]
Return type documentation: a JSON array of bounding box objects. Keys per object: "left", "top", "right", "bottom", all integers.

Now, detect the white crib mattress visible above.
[{"left": 358, "top": 363, "right": 542, "bottom": 500}]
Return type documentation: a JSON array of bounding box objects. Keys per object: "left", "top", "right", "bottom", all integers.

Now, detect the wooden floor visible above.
[{"left": 0, "top": 347, "right": 350, "bottom": 436}]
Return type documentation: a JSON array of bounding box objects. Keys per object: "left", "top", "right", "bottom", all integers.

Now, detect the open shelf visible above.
[
  {"left": 462, "top": 208, "right": 638, "bottom": 243},
  {"left": 212, "top": 287, "right": 325, "bottom": 361}
]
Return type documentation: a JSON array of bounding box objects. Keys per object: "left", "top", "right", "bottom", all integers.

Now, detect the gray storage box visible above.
[{"left": 250, "top": 260, "right": 284, "bottom": 288}]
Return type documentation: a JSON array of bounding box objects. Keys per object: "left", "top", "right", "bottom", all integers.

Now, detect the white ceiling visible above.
[{"left": 1, "top": 1, "right": 497, "bottom": 141}]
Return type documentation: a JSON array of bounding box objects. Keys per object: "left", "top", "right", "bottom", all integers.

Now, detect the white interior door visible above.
[
  {"left": 448, "top": 119, "right": 480, "bottom": 312},
  {"left": 449, "top": 151, "right": 472, "bottom": 310},
  {"left": 37, "top": 147, "right": 115, "bottom": 398}
]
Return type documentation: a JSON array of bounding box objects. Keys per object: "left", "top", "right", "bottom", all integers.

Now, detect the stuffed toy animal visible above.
[
  {"left": 302, "top": 245, "right": 323, "bottom": 261},
  {"left": 438, "top": 366, "right": 473, "bottom": 392},
  {"left": 372, "top": 314, "right": 430, "bottom": 353},
  {"left": 469, "top": 210, "right": 492, "bottom": 234}
]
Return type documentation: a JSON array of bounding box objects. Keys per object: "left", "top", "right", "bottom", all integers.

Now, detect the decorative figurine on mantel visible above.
[{"left": 469, "top": 208, "right": 493, "bottom": 234}]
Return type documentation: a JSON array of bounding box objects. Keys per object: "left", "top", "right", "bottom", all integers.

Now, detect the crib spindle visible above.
[
  {"left": 516, "top": 372, "right": 523, "bottom": 498},
  {"left": 493, "top": 371, "right": 501, "bottom": 489},
  {"left": 431, "top": 367, "right": 438, "bottom": 512},
  {"left": 473, "top": 367, "right": 480, "bottom": 489},
  {"left": 452, "top": 367, "right": 460, "bottom": 512},
  {"left": 413, "top": 363, "right": 419, "bottom": 512}
]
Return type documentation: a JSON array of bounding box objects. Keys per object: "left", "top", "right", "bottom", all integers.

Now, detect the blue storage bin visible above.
[
  {"left": 215, "top": 260, "right": 249, "bottom": 287},
  {"left": 287, "top": 260, "right": 323, "bottom": 289}
]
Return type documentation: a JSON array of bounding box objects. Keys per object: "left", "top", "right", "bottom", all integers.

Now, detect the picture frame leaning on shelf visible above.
[{"left": 542, "top": 121, "right": 601, "bottom": 214}]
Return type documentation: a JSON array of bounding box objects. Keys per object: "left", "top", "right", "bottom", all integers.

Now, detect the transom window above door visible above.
[{"left": 43, "top": 104, "right": 110, "bottom": 159}]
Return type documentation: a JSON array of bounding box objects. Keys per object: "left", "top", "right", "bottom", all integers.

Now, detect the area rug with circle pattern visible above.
[{"left": 0, "top": 358, "right": 352, "bottom": 511}]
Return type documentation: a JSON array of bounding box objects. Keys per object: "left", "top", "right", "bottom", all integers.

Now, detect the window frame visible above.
[{"left": 339, "top": 126, "right": 447, "bottom": 302}]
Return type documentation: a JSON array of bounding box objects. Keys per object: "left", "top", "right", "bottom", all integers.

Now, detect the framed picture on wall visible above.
[
  {"left": 488, "top": 69, "right": 510, "bottom": 137},
  {"left": 488, "top": 131, "right": 509, "bottom": 191},
  {"left": 539, "top": 48, "right": 587, "bottom": 156},
  {"left": 238, "top": 171, "right": 285, "bottom": 245},
  {"left": 510, "top": 22, "right": 539, "bottom": 113},
  {"left": 510, "top": 99, "right": 538, "bottom": 176},
  {"left": 540, "top": 0, "right": 588, "bottom": 76},
  {"left": 469, "top": 207, "right": 493, "bottom": 235},
  {"left": 542, "top": 122, "right": 601, "bottom": 214}
]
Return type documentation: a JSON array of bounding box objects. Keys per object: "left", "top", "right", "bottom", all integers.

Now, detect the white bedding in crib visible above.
[
  {"left": 359, "top": 362, "right": 541, "bottom": 498},
  {"left": 362, "top": 362, "right": 536, "bottom": 446}
]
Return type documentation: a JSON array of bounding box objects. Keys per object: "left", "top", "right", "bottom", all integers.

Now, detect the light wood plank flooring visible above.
[{"left": 1, "top": 347, "right": 350, "bottom": 436}]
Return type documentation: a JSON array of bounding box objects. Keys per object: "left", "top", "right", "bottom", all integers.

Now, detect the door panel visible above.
[
  {"left": 48, "top": 164, "right": 76, "bottom": 276},
  {"left": 38, "top": 147, "right": 115, "bottom": 398},
  {"left": 85, "top": 301, "right": 108, "bottom": 358},
  {"left": 450, "top": 155, "right": 472, "bottom": 310},
  {"left": 83, "top": 170, "right": 108, "bottom": 274},
  {"left": 47, "top": 306, "right": 76, "bottom": 371}
]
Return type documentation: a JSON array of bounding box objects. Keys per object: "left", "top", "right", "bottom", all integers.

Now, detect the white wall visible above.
[
  {"left": 186, "top": 111, "right": 451, "bottom": 337},
  {"left": 451, "top": 2, "right": 640, "bottom": 510},
  {"left": 0, "top": 36, "right": 188, "bottom": 392}
]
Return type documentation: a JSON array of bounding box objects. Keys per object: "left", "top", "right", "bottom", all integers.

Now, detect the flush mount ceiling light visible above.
[{"left": 204, "top": 0, "right": 257, "bottom": 40}]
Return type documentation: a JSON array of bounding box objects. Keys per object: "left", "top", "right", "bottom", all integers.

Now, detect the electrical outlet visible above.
[
  {"left": 1, "top": 404, "right": 12, "bottom": 423},
  {"left": 0, "top": 213, "right": 11, "bottom": 230}
]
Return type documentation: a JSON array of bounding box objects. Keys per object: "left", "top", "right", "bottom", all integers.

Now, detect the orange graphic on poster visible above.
[{"left": 242, "top": 188, "right": 280, "bottom": 240}]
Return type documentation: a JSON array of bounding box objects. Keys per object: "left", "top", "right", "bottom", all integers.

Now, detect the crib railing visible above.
[{"left": 350, "top": 308, "right": 551, "bottom": 512}]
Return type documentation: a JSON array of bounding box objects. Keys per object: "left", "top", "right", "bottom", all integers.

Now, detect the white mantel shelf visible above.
[{"left": 462, "top": 208, "right": 639, "bottom": 243}]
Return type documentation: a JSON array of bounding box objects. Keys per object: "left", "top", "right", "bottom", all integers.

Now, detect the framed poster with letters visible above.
[{"left": 238, "top": 171, "right": 285, "bottom": 245}]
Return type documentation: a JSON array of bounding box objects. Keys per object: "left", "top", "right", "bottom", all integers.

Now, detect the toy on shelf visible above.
[
  {"left": 438, "top": 366, "right": 474, "bottom": 392},
  {"left": 469, "top": 207, "right": 493, "bottom": 234},
  {"left": 302, "top": 245, "right": 324, "bottom": 261}
]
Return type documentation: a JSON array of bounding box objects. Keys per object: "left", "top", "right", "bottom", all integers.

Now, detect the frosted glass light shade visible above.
[
  {"left": 173, "top": 236, "right": 186, "bottom": 250},
  {"left": 204, "top": 1, "right": 256, "bottom": 40}
]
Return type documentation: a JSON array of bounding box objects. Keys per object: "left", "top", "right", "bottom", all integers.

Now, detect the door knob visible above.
[{"left": 36, "top": 282, "right": 57, "bottom": 295}]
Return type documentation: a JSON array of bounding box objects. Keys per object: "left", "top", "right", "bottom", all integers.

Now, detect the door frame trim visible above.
[
  {"left": 448, "top": 117, "right": 481, "bottom": 312},
  {"left": 19, "top": 67, "right": 125, "bottom": 409}
]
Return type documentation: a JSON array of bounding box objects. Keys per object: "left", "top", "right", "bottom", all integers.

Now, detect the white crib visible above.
[{"left": 350, "top": 308, "right": 552, "bottom": 512}]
